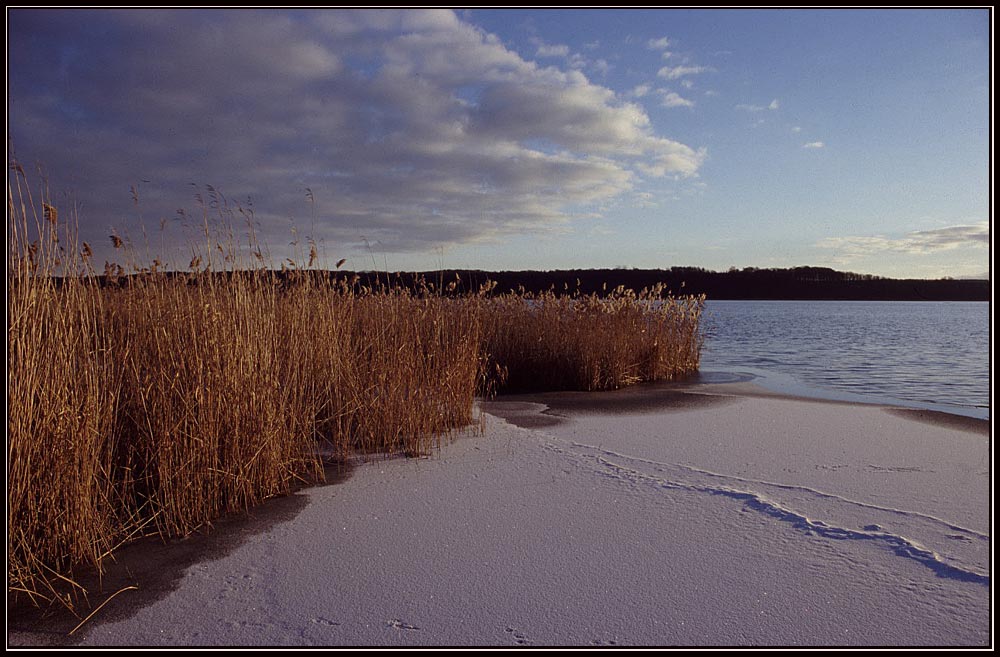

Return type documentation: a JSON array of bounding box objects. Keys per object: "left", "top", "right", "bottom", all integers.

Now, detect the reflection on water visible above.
[{"left": 700, "top": 301, "right": 989, "bottom": 419}]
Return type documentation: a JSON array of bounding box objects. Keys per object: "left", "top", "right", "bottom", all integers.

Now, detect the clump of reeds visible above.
[
  {"left": 482, "top": 283, "right": 705, "bottom": 393},
  {"left": 6, "top": 169, "right": 486, "bottom": 613}
]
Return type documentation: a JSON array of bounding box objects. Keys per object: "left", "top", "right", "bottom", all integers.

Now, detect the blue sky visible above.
[{"left": 7, "top": 8, "right": 990, "bottom": 277}]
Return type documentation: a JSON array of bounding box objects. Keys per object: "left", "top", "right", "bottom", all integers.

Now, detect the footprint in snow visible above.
[
  {"left": 311, "top": 617, "right": 340, "bottom": 628},
  {"left": 387, "top": 619, "right": 420, "bottom": 631},
  {"left": 505, "top": 626, "right": 530, "bottom": 645}
]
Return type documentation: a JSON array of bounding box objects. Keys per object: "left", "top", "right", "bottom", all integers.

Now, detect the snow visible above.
[{"left": 10, "top": 381, "right": 991, "bottom": 647}]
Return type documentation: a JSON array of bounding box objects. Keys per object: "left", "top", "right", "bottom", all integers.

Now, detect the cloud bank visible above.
[
  {"left": 8, "top": 9, "right": 705, "bottom": 261},
  {"left": 817, "top": 222, "right": 989, "bottom": 257}
]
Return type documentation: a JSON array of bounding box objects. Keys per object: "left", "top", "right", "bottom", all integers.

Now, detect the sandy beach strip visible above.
[{"left": 8, "top": 381, "right": 990, "bottom": 647}]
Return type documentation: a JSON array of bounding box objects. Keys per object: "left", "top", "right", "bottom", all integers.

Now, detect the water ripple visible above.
[{"left": 701, "top": 301, "right": 989, "bottom": 416}]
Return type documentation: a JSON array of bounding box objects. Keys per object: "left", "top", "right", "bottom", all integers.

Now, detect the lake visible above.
[{"left": 700, "top": 300, "right": 990, "bottom": 420}]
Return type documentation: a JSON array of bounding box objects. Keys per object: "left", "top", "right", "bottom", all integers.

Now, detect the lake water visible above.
[{"left": 700, "top": 300, "right": 990, "bottom": 420}]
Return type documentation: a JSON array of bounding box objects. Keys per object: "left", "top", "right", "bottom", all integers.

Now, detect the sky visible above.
[{"left": 6, "top": 8, "right": 992, "bottom": 278}]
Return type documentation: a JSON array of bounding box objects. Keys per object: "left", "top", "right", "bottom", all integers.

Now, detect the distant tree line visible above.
[
  {"left": 88, "top": 265, "right": 988, "bottom": 301},
  {"left": 357, "top": 265, "right": 989, "bottom": 301}
]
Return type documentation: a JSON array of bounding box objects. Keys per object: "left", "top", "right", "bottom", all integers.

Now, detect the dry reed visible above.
[{"left": 481, "top": 284, "right": 705, "bottom": 393}]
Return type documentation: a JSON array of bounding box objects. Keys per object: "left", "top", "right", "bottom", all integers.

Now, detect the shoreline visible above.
[
  {"left": 692, "top": 368, "right": 991, "bottom": 422},
  {"left": 8, "top": 380, "right": 991, "bottom": 647},
  {"left": 493, "top": 372, "right": 991, "bottom": 428}
]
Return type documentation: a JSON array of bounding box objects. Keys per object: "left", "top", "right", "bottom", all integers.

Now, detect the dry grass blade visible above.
[{"left": 68, "top": 585, "right": 139, "bottom": 636}]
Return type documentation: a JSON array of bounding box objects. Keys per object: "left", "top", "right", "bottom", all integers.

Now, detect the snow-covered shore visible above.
[{"left": 9, "top": 381, "right": 991, "bottom": 647}]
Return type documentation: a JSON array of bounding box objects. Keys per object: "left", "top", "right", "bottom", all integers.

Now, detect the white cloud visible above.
[
  {"left": 647, "top": 36, "right": 671, "bottom": 50},
  {"left": 657, "top": 64, "right": 712, "bottom": 80},
  {"left": 736, "top": 99, "right": 780, "bottom": 112},
  {"left": 659, "top": 91, "right": 695, "bottom": 109},
  {"left": 533, "top": 38, "right": 596, "bottom": 72},
  {"left": 10, "top": 9, "right": 705, "bottom": 259},
  {"left": 631, "top": 84, "right": 651, "bottom": 98},
  {"left": 704, "top": 90, "right": 719, "bottom": 97},
  {"left": 802, "top": 141, "right": 825, "bottom": 149},
  {"left": 631, "top": 191, "right": 658, "bottom": 209},
  {"left": 661, "top": 51, "right": 674, "bottom": 60},
  {"left": 536, "top": 42, "right": 570, "bottom": 58},
  {"left": 816, "top": 222, "right": 989, "bottom": 257},
  {"left": 680, "top": 79, "right": 694, "bottom": 89},
  {"left": 791, "top": 126, "right": 802, "bottom": 133},
  {"left": 568, "top": 52, "right": 589, "bottom": 69},
  {"left": 636, "top": 143, "right": 707, "bottom": 178}
]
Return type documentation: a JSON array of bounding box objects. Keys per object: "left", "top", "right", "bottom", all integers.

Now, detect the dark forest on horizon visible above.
[
  {"left": 391, "top": 266, "right": 989, "bottom": 301},
  {"left": 90, "top": 265, "right": 989, "bottom": 301}
]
